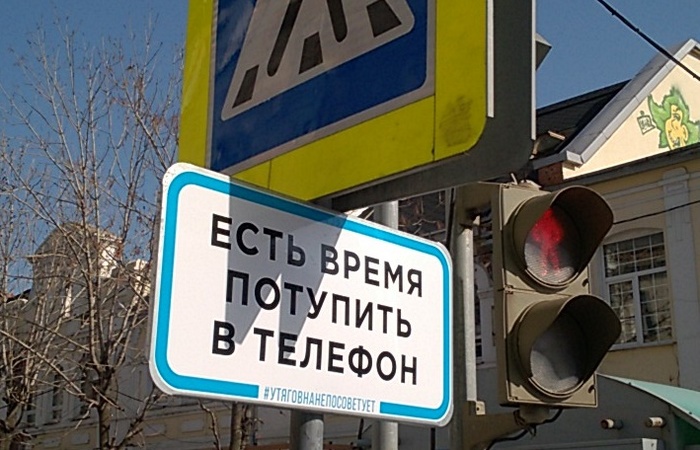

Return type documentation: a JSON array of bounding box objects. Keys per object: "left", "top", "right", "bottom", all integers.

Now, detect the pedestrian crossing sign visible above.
[{"left": 179, "top": 0, "right": 487, "bottom": 201}]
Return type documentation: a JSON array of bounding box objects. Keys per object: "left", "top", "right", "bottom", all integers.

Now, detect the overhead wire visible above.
[
  {"left": 594, "top": 0, "right": 700, "bottom": 83},
  {"left": 613, "top": 197, "right": 700, "bottom": 225}
]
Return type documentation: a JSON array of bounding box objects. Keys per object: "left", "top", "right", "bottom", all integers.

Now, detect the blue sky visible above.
[
  {"left": 537, "top": 0, "right": 700, "bottom": 105},
  {"left": 1, "top": 1, "right": 699, "bottom": 109},
  {"left": 0, "top": 1, "right": 187, "bottom": 90}
]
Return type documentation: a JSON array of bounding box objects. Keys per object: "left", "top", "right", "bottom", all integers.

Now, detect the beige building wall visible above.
[
  {"left": 584, "top": 155, "right": 700, "bottom": 391},
  {"left": 600, "top": 344, "right": 678, "bottom": 385}
]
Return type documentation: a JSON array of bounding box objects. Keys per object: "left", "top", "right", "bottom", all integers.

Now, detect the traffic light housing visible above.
[{"left": 493, "top": 183, "right": 621, "bottom": 408}]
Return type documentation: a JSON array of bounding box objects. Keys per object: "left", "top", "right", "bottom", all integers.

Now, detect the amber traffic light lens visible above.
[{"left": 523, "top": 206, "right": 582, "bottom": 286}]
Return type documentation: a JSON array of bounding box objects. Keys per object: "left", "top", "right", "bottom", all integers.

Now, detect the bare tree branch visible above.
[{"left": 0, "top": 13, "right": 180, "bottom": 450}]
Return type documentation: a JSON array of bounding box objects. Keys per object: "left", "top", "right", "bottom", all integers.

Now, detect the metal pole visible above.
[
  {"left": 372, "top": 422, "right": 399, "bottom": 450},
  {"left": 290, "top": 411, "right": 324, "bottom": 450},
  {"left": 371, "top": 201, "right": 400, "bottom": 450},
  {"left": 289, "top": 202, "right": 400, "bottom": 450},
  {"left": 448, "top": 188, "right": 478, "bottom": 449}
]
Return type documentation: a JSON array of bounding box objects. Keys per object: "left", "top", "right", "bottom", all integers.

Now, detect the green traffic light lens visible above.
[{"left": 524, "top": 206, "right": 582, "bottom": 286}]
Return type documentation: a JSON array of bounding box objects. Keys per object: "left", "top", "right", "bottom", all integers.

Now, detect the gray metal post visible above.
[
  {"left": 372, "top": 421, "right": 399, "bottom": 450},
  {"left": 371, "top": 201, "right": 400, "bottom": 450},
  {"left": 448, "top": 189, "right": 478, "bottom": 449},
  {"left": 374, "top": 201, "right": 399, "bottom": 227},
  {"left": 290, "top": 411, "right": 324, "bottom": 450}
]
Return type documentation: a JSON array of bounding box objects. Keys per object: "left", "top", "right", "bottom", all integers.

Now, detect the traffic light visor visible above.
[
  {"left": 514, "top": 295, "right": 622, "bottom": 399},
  {"left": 512, "top": 186, "right": 613, "bottom": 288}
]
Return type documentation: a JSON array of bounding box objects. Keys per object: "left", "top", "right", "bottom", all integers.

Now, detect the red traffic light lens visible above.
[{"left": 524, "top": 206, "right": 582, "bottom": 286}]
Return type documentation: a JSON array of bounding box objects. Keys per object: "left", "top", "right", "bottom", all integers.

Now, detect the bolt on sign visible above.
[{"left": 149, "top": 163, "right": 453, "bottom": 425}]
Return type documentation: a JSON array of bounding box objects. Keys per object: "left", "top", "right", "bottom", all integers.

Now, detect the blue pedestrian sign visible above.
[{"left": 211, "top": 0, "right": 432, "bottom": 172}]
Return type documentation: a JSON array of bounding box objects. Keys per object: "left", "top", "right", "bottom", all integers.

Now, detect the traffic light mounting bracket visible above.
[{"left": 462, "top": 401, "right": 552, "bottom": 450}]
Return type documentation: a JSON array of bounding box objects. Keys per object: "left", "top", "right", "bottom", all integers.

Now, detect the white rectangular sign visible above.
[{"left": 149, "top": 163, "right": 452, "bottom": 425}]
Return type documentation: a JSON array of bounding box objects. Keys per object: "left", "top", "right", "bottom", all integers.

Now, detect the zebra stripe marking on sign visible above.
[{"left": 221, "top": 0, "right": 415, "bottom": 121}]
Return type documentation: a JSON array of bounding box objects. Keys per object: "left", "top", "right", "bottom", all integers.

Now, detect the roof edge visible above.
[
  {"left": 542, "top": 38, "right": 700, "bottom": 168},
  {"left": 532, "top": 150, "right": 583, "bottom": 169},
  {"left": 542, "top": 142, "right": 700, "bottom": 189}
]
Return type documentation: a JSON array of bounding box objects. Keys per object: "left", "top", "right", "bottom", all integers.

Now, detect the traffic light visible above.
[{"left": 492, "top": 182, "right": 621, "bottom": 408}]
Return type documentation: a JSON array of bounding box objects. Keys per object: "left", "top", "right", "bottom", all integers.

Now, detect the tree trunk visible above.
[
  {"left": 0, "top": 436, "right": 12, "bottom": 450},
  {"left": 229, "top": 403, "right": 250, "bottom": 450},
  {"left": 98, "top": 402, "right": 112, "bottom": 450},
  {"left": 0, "top": 404, "right": 23, "bottom": 450}
]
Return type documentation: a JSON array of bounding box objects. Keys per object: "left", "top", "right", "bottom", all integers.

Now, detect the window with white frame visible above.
[
  {"left": 50, "top": 370, "right": 64, "bottom": 422},
  {"left": 25, "top": 394, "right": 36, "bottom": 426},
  {"left": 77, "top": 374, "right": 91, "bottom": 418},
  {"left": 603, "top": 232, "right": 672, "bottom": 345}
]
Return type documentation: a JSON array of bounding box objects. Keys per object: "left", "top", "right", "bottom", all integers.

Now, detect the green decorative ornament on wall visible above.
[{"left": 648, "top": 87, "right": 700, "bottom": 150}]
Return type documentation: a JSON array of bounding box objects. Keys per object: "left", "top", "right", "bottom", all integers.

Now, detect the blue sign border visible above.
[
  {"left": 152, "top": 165, "right": 451, "bottom": 423},
  {"left": 210, "top": 0, "right": 429, "bottom": 172}
]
